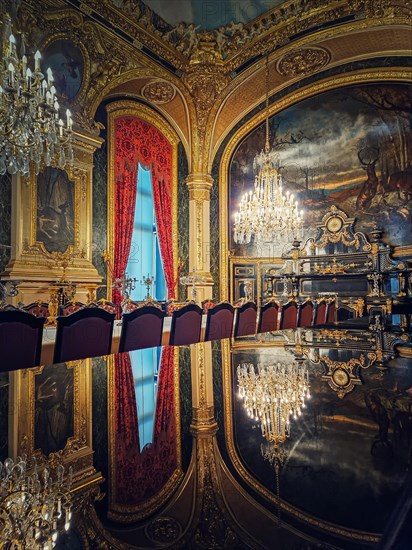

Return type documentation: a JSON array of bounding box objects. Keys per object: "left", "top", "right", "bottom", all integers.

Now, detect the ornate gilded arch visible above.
[
  {"left": 219, "top": 67, "right": 412, "bottom": 302},
  {"left": 106, "top": 100, "right": 179, "bottom": 299}
]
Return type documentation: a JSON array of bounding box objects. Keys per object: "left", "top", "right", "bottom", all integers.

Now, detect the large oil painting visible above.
[
  {"left": 230, "top": 83, "right": 412, "bottom": 254},
  {"left": 36, "top": 167, "right": 75, "bottom": 254},
  {"left": 232, "top": 348, "right": 412, "bottom": 535}
]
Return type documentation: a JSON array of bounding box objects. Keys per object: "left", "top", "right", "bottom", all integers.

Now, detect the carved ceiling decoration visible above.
[
  {"left": 277, "top": 46, "right": 331, "bottom": 77},
  {"left": 13, "top": 0, "right": 411, "bottom": 168},
  {"left": 211, "top": 24, "right": 411, "bottom": 158},
  {"left": 141, "top": 79, "right": 177, "bottom": 104}
]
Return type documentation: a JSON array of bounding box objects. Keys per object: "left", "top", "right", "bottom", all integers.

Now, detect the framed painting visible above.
[
  {"left": 35, "top": 167, "right": 76, "bottom": 254},
  {"left": 41, "top": 39, "right": 84, "bottom": 101},
  {"left": 10, "top": 359, "right": 93, "bottom": 471}
]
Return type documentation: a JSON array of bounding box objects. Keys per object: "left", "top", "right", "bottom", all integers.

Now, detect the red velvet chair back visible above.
[
  {"left": 169, "top": 303, "right": 202, "bottom": 346},
  {"left": 257, "top": 301, "right": 279, "bottom": 333},
  {"left": 280, "top": 301, "right": 298, "bottom": 329},
  {"left": 53, "top": 307, "right": 115, "bottom": 363},
  {"left": 0, "top": 310, "right": 45, "bottom": 370},
  {"left": 204, "top": 302, "right": 234, "bottom": 341},
  {"left": 297, "top": 301, "right": 314, "bottom": 328},
  {"left": 326, "top": 299, "right": 336, "bottom": 324},
  {"left": 314, "top": 300, "right": 327, "bottom": 325},
  {"left": 96, "top": 299, "right": 117, "bottom": 314},
  {"left": 23, "top": 302, "right": 50, "bottom": 319},
  {"left": 61, "top": 301, "right": 85, "bottom": 316},
  {"left": 119, "top": 305, "right": 165, "bottom": 352},
  {"left": 234, "top": 302, "right": 257, "bottom": 338}
]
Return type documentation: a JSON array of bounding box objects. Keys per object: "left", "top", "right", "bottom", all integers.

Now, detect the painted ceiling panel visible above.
[{"left": 143, "top": 0, "right": 284, "bottom": 29}]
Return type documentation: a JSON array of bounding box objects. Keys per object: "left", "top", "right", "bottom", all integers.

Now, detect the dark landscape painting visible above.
[
  {"left": 232, "top": 348, "right": 412, "bottom": 534},
  {"left": 230, "top": 83, "right": 412, "bottom": 252}
]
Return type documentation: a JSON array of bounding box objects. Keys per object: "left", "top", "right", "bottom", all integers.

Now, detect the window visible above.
[
  {"left": 126, "top": 164, "right": 166, "bottom": 302},
  {"left": 126, "top": 164, "right": 166, "bottom": 449}
]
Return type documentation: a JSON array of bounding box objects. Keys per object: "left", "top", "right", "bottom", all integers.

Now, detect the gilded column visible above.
[{"left": 186, "top": 174, "right": 214, "bottom": 304}]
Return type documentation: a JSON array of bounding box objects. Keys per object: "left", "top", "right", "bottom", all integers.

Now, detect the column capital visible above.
[{"left": 186, "top": 173, "right": 214, "bottom": 189}]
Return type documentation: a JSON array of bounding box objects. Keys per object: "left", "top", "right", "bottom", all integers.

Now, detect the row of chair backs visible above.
[{"left": 0, "top": 297, "right": 337, "bottom": 370}]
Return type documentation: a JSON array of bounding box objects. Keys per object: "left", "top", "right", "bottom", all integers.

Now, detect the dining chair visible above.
[
  {"left": 53, "top": 306, "right": 115, "bottom": 363},
  {"left": 279, "top": 300, "right": 298, "bottom": 329},
  {"left": 314, "top": 300, "right": 327, "bottom": 326},
  {"left": 297, "top": 300, "right": 315, "bottom": 328},
  {"left": 119, "top": 305, "right": 165, "bottom": 352},
  {"left": 0, "top": 308, "right": 45, "bottom": 370},
  {"left": 257, "top": 300, "right": 279, "bottom": 333},
  {"left": 169, "top": 303, "right": 202, "bottom": 346},
  {"left": 204, "top": 302, "right": 234, "bottom": 342},
  {"left": 234, "top": 301, "right": 257, "bottom": 338}
]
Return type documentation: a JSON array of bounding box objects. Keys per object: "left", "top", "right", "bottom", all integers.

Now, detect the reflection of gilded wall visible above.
[
  {"left": 230, "top": 348, "right": 412, "bottom": 536},
  {"left": 0, "top": 173, "right": 11, "bottom": 274}
]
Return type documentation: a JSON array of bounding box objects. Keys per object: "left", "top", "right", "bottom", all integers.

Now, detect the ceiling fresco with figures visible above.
[{"left": 143, "top": 0, "right": 284, "bottom": 29}]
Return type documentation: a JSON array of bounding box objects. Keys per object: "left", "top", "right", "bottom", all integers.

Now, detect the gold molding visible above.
[
  {"left": 106, "top": 100, "right": 179, "bottom": 301},
  {"left": 107, "top": 348, "right": 183, "bottom": 521}
]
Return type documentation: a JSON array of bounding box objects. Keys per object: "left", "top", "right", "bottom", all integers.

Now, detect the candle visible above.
[
  {"left": 58, "top": 119, "right": 64, "bottom": 137},
  {"left": 46, "top": 67, "right": 53, "bottom": 85},
  {"left": 9, "top": 34, "right": 15, "bottom": 55},
  {"left": 26, "top": 67, "right": 32, "bottom": 91},
  {"left": 66, "top": 108, "right": 71, "bottom": 128},
  {"left": 22, "top": 55, "right": 27, "bottom": 75},
  {"left": 34, "top": 50, "right": 41, "bottom": 71},
  {"left": 8, "top": 62, "right": 14, "bottom": 86}
]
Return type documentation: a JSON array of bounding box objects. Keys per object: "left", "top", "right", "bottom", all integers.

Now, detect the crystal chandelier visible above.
[
  {"left": 233, "top": 57, "right": 304, "bottom": 245},
  {"left": 0, "top": 13, "right": 73, "bottom": 177},
  {"left": 0, "top": 455, "right": 73, "bottom": 549},
  {"left": 237, "top": 361, "right": 310, "bottom": 447}
]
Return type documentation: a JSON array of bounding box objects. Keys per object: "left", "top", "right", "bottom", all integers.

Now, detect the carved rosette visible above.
[
  {"left": 145, "top": 517, "right": 182, "bottom": 543},
  {"left": 277, "top": 47, "right": 331, "bottom": 77},
  {"left": 141, "top": 79, "right": 176, "bottom": 104}
]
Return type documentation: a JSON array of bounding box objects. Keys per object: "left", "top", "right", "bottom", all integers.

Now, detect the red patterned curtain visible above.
[
  {"left": 113, "top": 116, "right": 175, "bottom": 306},
  {"left": 112, "top": 115, "right": 178, "bottom": 511}
]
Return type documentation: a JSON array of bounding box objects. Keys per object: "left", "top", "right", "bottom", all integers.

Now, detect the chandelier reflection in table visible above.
[{"left": 0, "top": 455, "right": 73, "bottom": 549}]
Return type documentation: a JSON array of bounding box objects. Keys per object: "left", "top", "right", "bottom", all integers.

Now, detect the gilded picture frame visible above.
[
  {"left": 10, "top": 359, "right": 93, "bottom": 476},
  {"left": 27, "top": 165, "right": 83, "bottom": 261}
]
